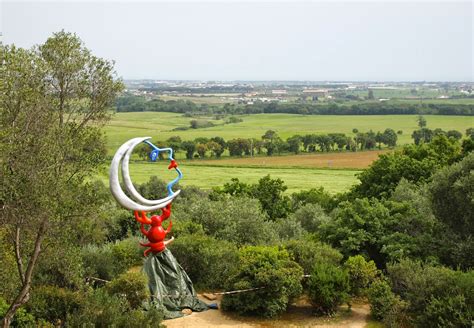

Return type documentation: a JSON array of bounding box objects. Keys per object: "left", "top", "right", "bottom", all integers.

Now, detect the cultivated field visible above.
[
  {"left": 104, "top": 112, "right": 473, "bottom": 154},
  {"left": 103, "top": 112, "right": 472, "bottom": 193},
  {"left": 190, "top": 150, "right": 388, "bottom": 169}
]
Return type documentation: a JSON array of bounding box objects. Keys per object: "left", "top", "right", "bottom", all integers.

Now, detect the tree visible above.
[
  {"left": 352, "top": 137, "right": 461, "bottom": 199},
  {"left": 166, "top": 136, "right": 182, "bottom": 152},
  {"left": 375, "top": 132, "right": 384, "bottom": 149},
  {"left": 446, "top": 130, "right": 462, "bottom": 140},
  {"left": 262, "top": 130, "right": 282, "bottom": 156},
  {"left": 287, "top": 135, "right": 302, "bottom": 154},
  {"left": 1, "top": 31, "right": 123, "bottom": 326},
  {"left": 196, "top": 143, "right": 207, "bottom": 158},
  {"left": 251, "top": 175, "right": 291, "bottom": 220},
  {"left": 368, "top": 89, "right": 375, "bottom": 100},
  {"left": 210, "top": 136, "right": 226, "bottom": 156},
  {"left": 382, "top": 128, "right": 397, "bottom": 148},
  {"left": 181, "top": 141, "right": 196, "bottom": 159},
  {"left": 417, "top": 115, "right": 427, "bottom": 128},
  {"left": 207, "top": 141, "right": 223, "bottom": 158},
  {"left": 466, "top": 127, "right": 474, "bottom": 140}
]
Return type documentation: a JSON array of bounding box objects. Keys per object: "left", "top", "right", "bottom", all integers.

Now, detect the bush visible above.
[
  {"left": 82, "top": 237, "right": 143, "bottom": 281},
  {"left": 344, "top": 255, "right": 378, "bottom": 296},
  {"left": 106, "top": 272, "right": 148, "bottom": 309},
  {"left": 81, "top": 244, "right": 116, "bottom": 281},
  {"left": 0, "top": 297, "right": 35, "bottom": 327},
  {"left": 367, "top": 278, "right": 398, "bottom": 321},
  {"left": 271, "top": 217, "right": 305, "bottom": 241},
  {"left": 387, "top": 259, "right": 474, "bottom": 327},
  {"left": 27, "top": 285, "right": 83, "bottom": 324},
  {"left": 424, "top": 294, "right": 471, "bottom": 328},
  {"left": 173, "top": 196, "right": 278, "bottom": 246},
  {"left": 110, "top": 237, "right": 144, "bottom": 271},
  {"left": 169, "top": 234, "right": 239, "bottom": 290},
  {"left": 307, "top": 262, "right": 350, "bottom": 314},
  {"left": 66, "top": 288, "right": 163, "bottom": 328},
  {"left": 221, "top": 246, "right": 303, "bottom": 318},
  {"left": 292, "top": 203, "right": 330, "bottom": 233},
  {"left": 283, "top": 238, "right": 343, "bottom": 274}
]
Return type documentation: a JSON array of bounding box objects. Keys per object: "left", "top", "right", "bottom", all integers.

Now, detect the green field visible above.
[
  {"left": 99, "top": 161, "right": 360, "bottom": 194},
  {"left": 105, "top": 112, "right": 473, "bottom": 153},
  {"left": 103, "top": 112, "right": 472, "bottom": 193}
]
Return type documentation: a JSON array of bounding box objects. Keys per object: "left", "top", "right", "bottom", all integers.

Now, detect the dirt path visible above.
[{"left": 164, "top": 295, "right": 370, "bottom": 328}]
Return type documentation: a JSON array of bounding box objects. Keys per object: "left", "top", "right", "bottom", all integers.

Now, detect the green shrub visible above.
[
  {"left": 169, "top": 234, "right": 239, "bottom": 290},
  {"left": 106, "top": 272, "right": 148, "bottom": 309},
  {"left": 424, "top": 295, "right": 471, "bottom": 328},
  {"left": 344, "top": 255, "right": 378, "bottom": 296},
  {"left": 387, "top": 259, "right": 473, "bottom": 327},
  {"left": 271, "top": 217, "right": 305, "bottom": 241},
  {"left": 27, "top": 285, "right": 82, "bottom": 324},
  {"left": 0, "top": 297, "right": 35, "bottom": 328},
  {"left": 292, "top": 203, "right": 330, "bottom": 233},
  {"left": 173, "top": 196, "right": 278, "bottom": 246},
  {"left": 307, "top": 262, "right": 350, "bottom": 314},
  {"left": 221, "top": 246, "right": 303, "bottom": 318},
  {"left": 82, "top": 237, "right": 143, "bottom": 281},
  {"left": 66, "top": 288, "right": 163, "bottom": 328},
  {"left": 368, "top": 279, "right": 399, "bottom": 321},
  {"left": 283, "top": 238, "right": 343, "bottom": 274},
  {"left": 110, "top": 236, "right": 144, "bottom": 270}
]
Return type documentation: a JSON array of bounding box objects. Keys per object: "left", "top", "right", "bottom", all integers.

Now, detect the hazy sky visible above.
[{"left": 2, "top": 1, "right": 473, "bottom": 81}]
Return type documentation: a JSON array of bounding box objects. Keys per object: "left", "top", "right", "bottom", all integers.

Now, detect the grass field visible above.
[
  {"left": 103, "top": 112, "right": 472, "bottom": 193},
  {"left": 105, "top": 112, "right": 473, "bottom": 153},
  {"left": 99, "top": 161, "right": 361, "bottom": 194}
]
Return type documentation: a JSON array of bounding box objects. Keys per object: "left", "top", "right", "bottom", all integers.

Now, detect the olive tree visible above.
[{"left": 1, "top": 31, "right": 123, "bottom": 327}]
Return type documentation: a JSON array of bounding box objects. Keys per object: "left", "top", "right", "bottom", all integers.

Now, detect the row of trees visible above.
[
  {"left": 116, "top": 94, "right": 474, "bottom": 116},
  {"left": 138, "top": 129, "right": 398, "bottom": 161}
]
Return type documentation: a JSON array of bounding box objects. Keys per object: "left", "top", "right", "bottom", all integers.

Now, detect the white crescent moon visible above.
[
  {"left": 109, "top": 137, "right": 180, "bottom": 211},
  {"left": 121, "top": 137, "right": 180, "bottom": 206}
]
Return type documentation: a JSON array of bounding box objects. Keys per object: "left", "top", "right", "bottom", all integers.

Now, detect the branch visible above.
[{"left": 13, "top": 226, "right": 25, "bottom": 284}]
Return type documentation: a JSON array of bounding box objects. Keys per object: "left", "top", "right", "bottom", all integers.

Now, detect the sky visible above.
[{"left": 1, "top": 1, "right": 473, "bottom": 81}]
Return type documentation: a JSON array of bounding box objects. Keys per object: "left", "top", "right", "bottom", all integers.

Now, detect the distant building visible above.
[
  {"left": 302, "top": 89, "right": 329, "bottom": 101},
  {"left": 271, "top": 89, "right": 287, "bottom": 95}
]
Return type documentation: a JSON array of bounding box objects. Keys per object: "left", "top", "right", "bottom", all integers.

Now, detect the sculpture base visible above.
[{"left": 144, "top": 248, "right": 209, "bottom": 319}]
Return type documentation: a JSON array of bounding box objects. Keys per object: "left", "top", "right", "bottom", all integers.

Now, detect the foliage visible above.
[
  {"left": 106, "top": 272, "right": 148, "bottom": 309},
  {"left": 26, "top": 285, "right": 82, "bottom": 324},
  {"left": 173, "top": 195, "right": 278, "bottom": 245},
  {"left": 428, "top": 152, "right": 473, "bottom": 238},
  {"left": 0, "top": 297, "right": 35, "bottom": 328},
  {"left": 169, "top": 234, "right": 239, "bottom": 290},
  {"left": 222, "top": 246, "right": 303, "bottom": 318},
  {"left": 307, "top": 262, "right": 350, "bottom": 314},
  {"left": 283, "top": 238, "right": 343, "bottom": 274},
  {"left": 367, "top": 278, "right": 407, "bottom": 326},
  {"left": 81, "top": 237, "right": 143, "bottom": 281},
  {"left": 1, "top": 31, "right": 123, "bottom": 325},
  {"left": 291, "top": 203, "right": 330, "bottom": 233},
  {"left": 270, "top": 217, "right": 305, "bottom": 241},
  {"left": 214, "top": 175, "right": 291, "bottom": 220},
  {"left": 66, "top": 289, "right": 163, "bottom": 328},
  {"left": 387, "top": 259, "right": 474, "bottom": 327},
  {"left": 344, "top": 255, "right": 378, "bottom": 296},
  {"left": 352, "top": 136, "right": 461, "bottom": 199},
  {"left": 291, "top": 187, "right": 334, "bottom": 212}
]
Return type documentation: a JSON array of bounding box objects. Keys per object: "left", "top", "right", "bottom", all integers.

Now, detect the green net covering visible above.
[{"left": 143, "top": 248, "right": 209, "bottom": 319}]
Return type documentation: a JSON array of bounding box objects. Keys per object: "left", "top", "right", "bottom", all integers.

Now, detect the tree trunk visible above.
[{"left": 1, "top": 222, "right": 46, "bottom": 328}]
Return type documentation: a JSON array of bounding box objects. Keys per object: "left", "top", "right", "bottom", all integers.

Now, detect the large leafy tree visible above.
[
  {"left": 1, "top": 31, "right": 123, "bottom": 326},
  {"left": 352, "top": 136, "right": 461, "bottom": 199}
]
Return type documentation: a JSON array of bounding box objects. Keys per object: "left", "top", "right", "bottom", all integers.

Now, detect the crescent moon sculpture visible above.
[{"left": 110, "top": 137, "right": 181, "bottom": 211}]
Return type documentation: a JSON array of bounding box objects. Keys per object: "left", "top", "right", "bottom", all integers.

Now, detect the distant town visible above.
[{"left": 124, "top": 80, "right": 473, "bottom": 105}]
